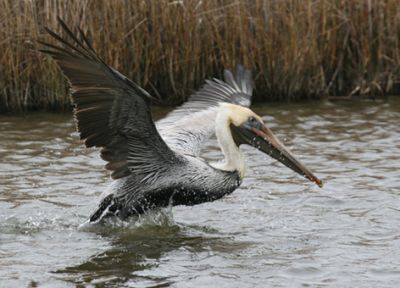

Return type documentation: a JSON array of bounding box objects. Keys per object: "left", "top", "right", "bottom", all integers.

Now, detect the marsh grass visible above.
[{"left": 1, "top": 0, "right": 399, "bottom": 112}]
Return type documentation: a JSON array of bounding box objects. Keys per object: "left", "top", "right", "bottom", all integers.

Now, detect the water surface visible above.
[{"left": 1, "top": 98, "right": 400, "bottom": 287}]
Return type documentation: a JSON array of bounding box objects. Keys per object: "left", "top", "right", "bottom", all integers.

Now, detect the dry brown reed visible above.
[{"left": 1, "top": 0, "right": 399, "bottom": 112}]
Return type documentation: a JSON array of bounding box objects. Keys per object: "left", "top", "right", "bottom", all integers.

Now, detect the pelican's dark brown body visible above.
[{"left": 90, "top": 164, "right": 241, "bottom": 221}]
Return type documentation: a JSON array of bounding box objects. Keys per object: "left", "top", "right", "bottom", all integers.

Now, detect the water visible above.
[{"left": 1, "top": 98, "right": 400, "bottom": 287}]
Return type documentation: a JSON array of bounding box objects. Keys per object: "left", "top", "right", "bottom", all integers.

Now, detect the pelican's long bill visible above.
[{"left": 230, "top": 121, "right": 323, "bottom": 188}]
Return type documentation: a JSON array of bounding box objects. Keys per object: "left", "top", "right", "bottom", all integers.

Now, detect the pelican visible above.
[{"left": 40, "top": 19, "right": 322, "bottom": 223}]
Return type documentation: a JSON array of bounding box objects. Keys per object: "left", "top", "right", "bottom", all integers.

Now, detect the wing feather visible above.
[
  {"left": 40, "top": 18, "right": 182, "bottom": 180},
  {"left": 157, "top": 65, "right": 253, "bottom": 156}
]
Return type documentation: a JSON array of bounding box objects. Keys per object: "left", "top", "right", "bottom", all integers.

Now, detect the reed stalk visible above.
[{"left": 1, "top": 0, "right": 399, "bottom": 112}]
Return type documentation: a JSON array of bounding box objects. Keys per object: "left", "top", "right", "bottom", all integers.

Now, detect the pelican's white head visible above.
[{"left": 213, "top": 103, "right": 322, "bottom": 187}]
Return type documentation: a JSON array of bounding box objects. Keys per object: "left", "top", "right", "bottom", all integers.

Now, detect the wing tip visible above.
[{"left": 223, "top": 64, "right": 253, "bottom": 96}]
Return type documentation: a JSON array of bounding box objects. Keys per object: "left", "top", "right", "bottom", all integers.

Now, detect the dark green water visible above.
[{"left": 1, "top": 98, "right": 399, "bottom": 287}]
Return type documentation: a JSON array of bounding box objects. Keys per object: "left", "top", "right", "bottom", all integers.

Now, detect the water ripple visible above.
[{"left": 1, "top": 98, "right": 400, "bottom": 287}]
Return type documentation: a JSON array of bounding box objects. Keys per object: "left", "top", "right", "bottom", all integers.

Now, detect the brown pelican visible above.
[{"left": 40, "top": 19, "right": 322, "bottom": 223}]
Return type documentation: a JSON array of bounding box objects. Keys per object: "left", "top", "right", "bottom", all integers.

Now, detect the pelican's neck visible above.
[{"left": 211, "top": 106, "right": 246, "bottom": 178}]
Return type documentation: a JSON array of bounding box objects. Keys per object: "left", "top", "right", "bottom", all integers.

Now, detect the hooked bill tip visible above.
[
  {"left": 305, "top": 174, "right": 323, "bottom": 188},
  {"left": 315, "top": 179, "right": 324, "bottom": 188}
]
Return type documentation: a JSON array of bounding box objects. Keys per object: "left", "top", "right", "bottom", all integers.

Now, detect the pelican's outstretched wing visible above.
[
  {"left": 157, "top": 66, "right": 253, "bottom": 156},
  {"left": 40, "top": 18, "right": 183, "bottom": 180}
]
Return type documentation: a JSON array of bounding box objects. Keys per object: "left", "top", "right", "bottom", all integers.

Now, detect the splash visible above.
[{"left": 79, "top": 206, "right": 176, "bottom": 232}]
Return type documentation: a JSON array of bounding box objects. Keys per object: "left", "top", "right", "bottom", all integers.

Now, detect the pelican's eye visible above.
[
  {"left": 248, "top": 116, "right": 257, "bottom": 124},
  {"left": 247, "top": 116, "right": 261, "bottom": 129}
]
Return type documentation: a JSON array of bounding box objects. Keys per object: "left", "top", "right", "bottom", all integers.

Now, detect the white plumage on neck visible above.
[{"left": 210, "top": 103, "right": 246, "bottom": 178}]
